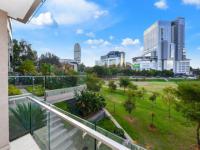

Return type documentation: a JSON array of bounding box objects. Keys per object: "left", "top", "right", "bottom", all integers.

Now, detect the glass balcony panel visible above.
[
  {"left": 9, "top": 97, "right": 31, "bottom": 141},
  {"left": 30, "top": 99, "right": 50, "bottom": 150}
]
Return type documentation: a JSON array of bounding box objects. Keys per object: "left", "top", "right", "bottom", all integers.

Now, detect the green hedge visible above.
[
  {"left": 9, "top": 85, "right": 22, "bottom": 96},
  {"left": 26, "top": 85, "right": 44, "bottom": 96}
]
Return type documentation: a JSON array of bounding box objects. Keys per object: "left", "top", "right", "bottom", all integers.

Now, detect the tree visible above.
[
  {"left": 124, "top": 99, "right": 136, "bottom": 115},
  {"left": 39, "top": 52, "right": 61, "bottom": 67},
  {"left": 163, "top": 87, "right": 176, "bottom": 119},
  {"left": 150, "top": 112, "right": 156, "bottom": 128},
  {"left": 18, "top": 60, "right": 36, "bottom": 75},
  {"left": 75, "top": 90, "right": 106, "bottom": 117},
  {"left": 176, "top": 82, "right": 200, "bottom": 149},
  {"left": 40, "top": 63, "right": 52, "bottom": 75},
  {"left": 128, "top": 82, "right": 138, "bottom": 91},
  {"left": 12, "top": 39, "right": 38, "bottom": 71},
  {"left": 108, "top": 80, "right": 117, "bottom": 92},
  {"left": 149, "top": 92, "right": 159, "bottom": 108},
  {"left": 149, "top": 92, "right": 159, "bottom": 128},
  {"left": 124, "top": 89, "right": 136, "bottom": 117},
  {"left": 119, "top": 77, "right": 130, "bottom": 92},
  {"left": 78, "top": 63, "right": 86, "bottom": 72},
  {"left": 85, "top": 74, "right": 103, "bottom": 92},
  {"left": 140, "top": 87, "right": 147, "bottom": 100}
]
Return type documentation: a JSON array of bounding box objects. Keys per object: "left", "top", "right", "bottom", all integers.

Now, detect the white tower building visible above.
[{"left": 74, "top": 43, "right": 81, "bottom": 64}]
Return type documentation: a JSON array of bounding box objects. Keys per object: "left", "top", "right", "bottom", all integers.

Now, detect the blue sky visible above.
[{"left": 12, "top": 0, "right": 200, "bottom": 67}]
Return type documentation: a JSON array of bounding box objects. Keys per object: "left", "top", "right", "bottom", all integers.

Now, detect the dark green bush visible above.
[{"left": 75, "top": 90, "right": 106, "bottom": 117}]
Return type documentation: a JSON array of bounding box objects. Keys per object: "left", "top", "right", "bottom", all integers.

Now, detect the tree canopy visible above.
[{"left": 176, "top": 82, "right": 200, "bottom": 149}]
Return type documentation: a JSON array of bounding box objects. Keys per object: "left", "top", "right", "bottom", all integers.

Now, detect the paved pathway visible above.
[{"left": 45, "top": 85, "right": 86, "bottom": 104}]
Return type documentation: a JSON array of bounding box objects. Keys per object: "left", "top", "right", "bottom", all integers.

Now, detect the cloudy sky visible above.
[{"left": 13, "top": 0, "right": 200, "bottom": 67}]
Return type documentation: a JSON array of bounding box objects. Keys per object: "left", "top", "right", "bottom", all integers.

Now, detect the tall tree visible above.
[
  {"left": 12, "top": 39, "right": 38, "bottom": 71},
  {"left": 85, "top": 74, "right": 103, "bottom": 92},
  {"left": 40, "top": 63, "right": 52, "bottom": 75},
  {"left": 108, "top": 80, "right": 117, "bottom": 92},
  {"left": 39, "top": 52, "right": 61, "bottom": 67},
  {"left": 163, "top": 87, "right": 176, "bottom": 119},
  {"left": 176, "top": 82, "right": 200, "bottom": 149},
  {"left": 18, "top": 60, "right": 36, "bottom": 75},
  {"left": 149, "top": 92, "right": 159, "bottom": 108}
]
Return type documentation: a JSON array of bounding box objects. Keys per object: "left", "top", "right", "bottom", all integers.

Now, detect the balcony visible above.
[{"left": 8, "top": 76, "right": 145, "bottom": 150}]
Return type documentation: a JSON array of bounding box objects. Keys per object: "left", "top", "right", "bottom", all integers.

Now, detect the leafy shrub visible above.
[
  {"left": 75, "top": 90, "right": 106, "bottom": 117},
  {"left": 113, "top": 127, "right": 125, "bottom": 138},
  {"left": 9, "top": 85, "right": 22, "bottom": 96}
]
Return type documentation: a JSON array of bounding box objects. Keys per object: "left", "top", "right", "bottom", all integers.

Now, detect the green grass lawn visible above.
[
  {"left": 96, "top": 117, "right": 116, "bottom": 132},
  {"left": 101, "top": 81, "right": 196, "bottom": 150},
  {"left": 54, "top": 101, "right": 70, "bottom": 112}
]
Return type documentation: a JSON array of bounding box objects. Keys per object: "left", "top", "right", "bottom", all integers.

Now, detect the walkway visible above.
[{"left": 45, "top": 85, "right": 86, "bottom": 104}]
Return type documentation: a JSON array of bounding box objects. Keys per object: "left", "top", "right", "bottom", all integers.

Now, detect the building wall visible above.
[
  {"left": 96, "top": 51, "right": 125, "bottom": 67},
  {"left": 74, "top": 43, "right": 81, "bottom": 64},
  {"left": 0, "top": 10, "right": 9, "bottom": 150},
  {"left": 134, "top": 17, "right": 190, "bottom": 75}
]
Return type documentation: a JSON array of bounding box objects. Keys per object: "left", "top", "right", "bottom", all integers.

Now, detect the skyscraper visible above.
[
  {"left": 133, "top": 17, "right": 190, "bottom": 75},
  {"left": 74, "top": 43, "right": 81, "bottom": 64}
]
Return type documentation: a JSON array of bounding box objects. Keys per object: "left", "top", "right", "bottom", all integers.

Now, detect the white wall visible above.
[{"left": 0, "top": 10, "right": 9, "bottom": 150}]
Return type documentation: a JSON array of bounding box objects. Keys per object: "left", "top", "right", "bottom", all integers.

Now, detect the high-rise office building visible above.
[
  {"left": 133, "top": 17, "right": 190, "bottom": 75},
  {"left": 96, "top": 51, "right": 125, "bottom": 67},
  {"left": 74, "top": 43, "right": 81, "bottom": 64}
]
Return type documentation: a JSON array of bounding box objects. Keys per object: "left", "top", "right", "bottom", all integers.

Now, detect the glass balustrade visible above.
[{"left": 9, "top": 95, "right": 145, "bottom": 150}]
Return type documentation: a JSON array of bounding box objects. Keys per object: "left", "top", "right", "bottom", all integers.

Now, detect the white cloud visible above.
[
  {"left": 154, "top": 0, "right": 168, "bottom": 9},
  {"left": 182, "top": 0, "right": 200, "bottom": 7},
  {"left": 94, "top": 10, "right": 109, "bottom": 19},
  {"left": 76, "top": 29, "right": 84, "bottom": 34},
  {"left": 121, "top": 38, "right": 140, "bottom": 46},
  {"left": 76, "top": 29, "right": 95, "bottom": 37},
  {"left": 86, "top": 32, "right": 95, "bottom": 38},
  {"left": 46, "top": 0, "right": 109, "bottom": 25},
  {"left": 30, "top": 12, "right": 54, "bottom": 26},
  {"left": 85, "top": 39, "right": 111, "bottom": 46}
]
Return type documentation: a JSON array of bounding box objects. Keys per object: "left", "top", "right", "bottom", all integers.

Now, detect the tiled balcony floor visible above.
[{"left": 10, "top": 134, "right": 40, "bottom": 150}]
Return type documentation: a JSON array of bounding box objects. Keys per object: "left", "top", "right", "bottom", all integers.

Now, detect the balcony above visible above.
[{"left": 0, "top": 0, "right": 44, "bottom": 23}]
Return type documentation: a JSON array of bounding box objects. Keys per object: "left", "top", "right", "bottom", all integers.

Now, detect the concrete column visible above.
[{"left": 0, "top": 10, "right": 9, "bottom": 150}]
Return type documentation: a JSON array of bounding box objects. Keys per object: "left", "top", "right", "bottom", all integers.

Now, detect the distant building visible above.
[
  {"left": 96, "top": 51, "right": 125, "bottom": 67},
  {"left": 74, "top": 43, "right": 81, "bottom": 64},
  {"left": 132, "top": 17, "right": 190, "bottom": 75},
  {"left": 60, "top": 59, "right": 78, "bottom": 72}
]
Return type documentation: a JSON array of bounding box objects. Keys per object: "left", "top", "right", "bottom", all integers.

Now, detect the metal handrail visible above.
[{"left": 26, "top": 96, "right": 130, "bottom": 150}]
